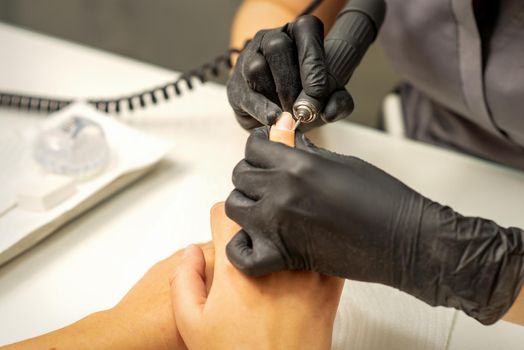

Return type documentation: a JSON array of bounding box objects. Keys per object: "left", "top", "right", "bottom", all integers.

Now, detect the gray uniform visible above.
[{"left": 379, "top": 0, "right": 524, "bottom": 170}]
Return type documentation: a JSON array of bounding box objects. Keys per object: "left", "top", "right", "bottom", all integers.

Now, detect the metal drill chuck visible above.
[{"left": 292, "top": 100, "right": 318, "bottom": 124}]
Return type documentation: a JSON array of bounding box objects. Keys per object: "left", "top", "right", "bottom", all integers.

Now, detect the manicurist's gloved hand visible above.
[
  {"left": 225, "top": 127, "right": 524, "bottom": 325},
  {"left": 227, "top": 15, "right": 354, "bottom": 130}
]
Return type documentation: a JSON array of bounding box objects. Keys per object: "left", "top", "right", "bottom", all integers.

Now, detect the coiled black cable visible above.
[
  {"left": 0, "top": 47, "right": 240, "bottom": 115},
  {"left": 0, "top": 0, "right": 323, "bottom": 116}
]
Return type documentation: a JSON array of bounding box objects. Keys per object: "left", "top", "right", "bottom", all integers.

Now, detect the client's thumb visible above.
[{"left": 171, "top": 245, "right": 207, "bottom": 335}]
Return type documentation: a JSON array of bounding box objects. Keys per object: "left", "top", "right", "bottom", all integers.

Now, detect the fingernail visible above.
[{"left": 274, "top": 112, "right": 294, "bottom": 130}]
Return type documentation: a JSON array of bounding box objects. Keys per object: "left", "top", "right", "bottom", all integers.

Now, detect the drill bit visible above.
[{"left": 293, "top": 118, "right": 302, "bottom": 131}]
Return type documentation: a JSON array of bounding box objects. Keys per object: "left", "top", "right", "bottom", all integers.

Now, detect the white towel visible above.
[{"left": 332, "top": 281, "right": 455, "bottom": 350}]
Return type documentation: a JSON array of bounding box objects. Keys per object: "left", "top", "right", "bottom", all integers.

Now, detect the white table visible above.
[{"left": 0, "top": 22, "right": 523, "bottom": 349}]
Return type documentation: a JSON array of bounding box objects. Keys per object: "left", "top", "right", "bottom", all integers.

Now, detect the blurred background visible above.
[{"left": 0, "top": 0, "right": 399, "bottom": 127}]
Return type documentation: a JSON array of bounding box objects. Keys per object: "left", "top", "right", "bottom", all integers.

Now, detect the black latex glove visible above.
[
  {"left": 227, "top": 15, "right": 354, "bottom": 130},
  {"left": 225, "top": 127, "right": 524, "bottom": 325}
]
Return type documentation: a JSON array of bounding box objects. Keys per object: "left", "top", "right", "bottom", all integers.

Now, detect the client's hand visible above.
[
  {"left": 111, "top": 242, "right": 215, "bottom": 350},
  {"left": 171, "top": 203, "right": 344, "bottom": 350},
  {"left": 1, "top": 243, "right": 215, "bottom": 350}
]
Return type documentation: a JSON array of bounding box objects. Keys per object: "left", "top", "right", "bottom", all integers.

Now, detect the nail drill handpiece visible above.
[{"left": 292, "top": 0, "right": 386, "bottom": 126}]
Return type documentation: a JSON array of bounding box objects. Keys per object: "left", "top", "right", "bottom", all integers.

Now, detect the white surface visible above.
[
  {"left": 16, "top": 174, "right": 76, "bottom": 211},
  {"left": 0, "top": 102, "right": 172, "bottom": 266},
  {"left": 0, "top": 195, "right": 16, "bottom": 217},
  {"left": 0, "top": 129, "right": 28, "bottom": 216},
  {"left": 0, "top": 22, "right": 523, "bottom": 348},
  {"left": 382, "top": 93, "right": 405, "bottom": 137},
  {"left": 449, "top": 311, "right": 524, "bottom": 349},
  {"left": 332, "top": 282, "right": 453, "bottom": 350}
]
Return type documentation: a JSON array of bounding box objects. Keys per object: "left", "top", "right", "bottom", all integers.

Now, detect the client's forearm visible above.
[
  {"left": 1, "top": 243, "right": 216, "bottom": 350},
  {"left": 1, "top": 310, "right": 132, "bottom": 350}
]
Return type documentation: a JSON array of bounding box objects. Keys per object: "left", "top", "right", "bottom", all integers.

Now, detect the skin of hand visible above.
[
  {"left": 171, "top": 202, "right": 344, "bottom": 350},
  {"left": 503, "top": 287, "right": 524, "bottom": 325},
  {"left": 1, "top": 243, "right": 215, "bottom": 350},
  {"left": 231, "top": 0, "right": 346, "bottom": 49},
  {"left": 225, "top": 127, "right": 524, "bottom": 325},
  {"left": 227, "top": 14, "right": 354, "bottom": 130}
]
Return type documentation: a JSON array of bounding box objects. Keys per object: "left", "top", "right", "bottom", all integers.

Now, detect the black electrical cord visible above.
[{"left": 0, "top": 0, "right": 324, "bottom": 116}]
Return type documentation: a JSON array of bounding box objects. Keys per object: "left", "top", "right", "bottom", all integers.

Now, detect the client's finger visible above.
[
  {"left": 210, "top": 202, "right": 242, "bottom": 266},
  {"left": 200, "top": 243, "right": 215, "bottom": 294},
  {"left": 171, "top": 245, "right": 207, "bottom": 334},
  {"left": 211, "top": 202, "right": 245, "bottom": 276}
]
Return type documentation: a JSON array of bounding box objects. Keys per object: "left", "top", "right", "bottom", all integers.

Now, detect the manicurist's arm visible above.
[
  {"left": 225, "top": 125, "right": 524, "bottom": 326},
  {"left": 231, "top": 0, "right": 346, "bottom": 49}
]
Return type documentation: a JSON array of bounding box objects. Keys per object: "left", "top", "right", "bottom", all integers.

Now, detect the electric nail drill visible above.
[{"left": 292, "top": 0, "right": 387, "bottom": 129}]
